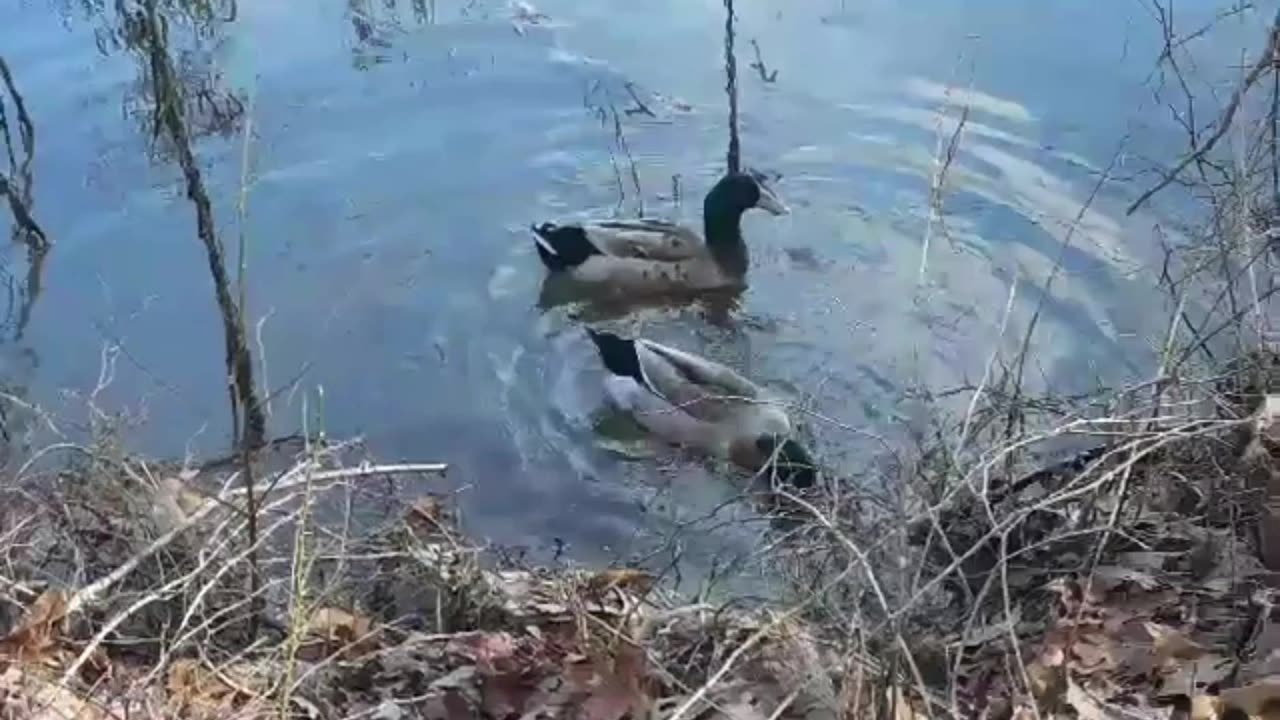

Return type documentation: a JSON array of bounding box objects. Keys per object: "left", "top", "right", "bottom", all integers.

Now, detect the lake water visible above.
[{"left": 2, "top": 0, "right": 1270, "bottom": 581}]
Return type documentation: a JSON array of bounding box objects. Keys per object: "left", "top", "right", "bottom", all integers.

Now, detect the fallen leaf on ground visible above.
[
  {"left": 299, "top": 607, "right": 378, "bottom": 660},
  {"left": 585, "top": 568, "right": 656, "bottom": 596},
  {"left": 1070, "top": 633, "right": 1117, "bottom": 676},
  {"left": 451, "top": 632, "right": 523, "bottom": 675},
  {"left": 0, "top": 590, "right": 70, "bottom": 662},
  {"left": 167, "top": 659, "right": 240, "bottom": 714},
  {"left": 408, "top": 496, "right": 446, "bottom": 526},
  {"left": 161, "top": 476, "right": 206, "bottom": 516},
  {"left": 1066, "top": 679, "right": 1122, "bottom": 720},
  {"left": 0, "top": 665, "right": 103, "bottom": 720},
  {"left": 479, "top": 668, "right": 541, "bottom": 719},
  {"left": 1146, "top": 622, "right": 1206, "bottom": 665},
  {"left": 582, "top": 645, "right": 649, "bottom": 720},
  {"left": 1217, "top": 677, "right": 1280, "bottom": 717},
  {"left": 151, "top": 475, "right": 210, "bottom": 533},
  {"left": 1155, "top": 653, "right": 1235, "bottom": 697},
  {"left": 1189, "top": 694, "right": 1225, "bottom": 720}
]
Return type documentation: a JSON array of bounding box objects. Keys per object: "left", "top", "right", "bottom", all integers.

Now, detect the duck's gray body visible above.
[
  {"left": 587, "top": 329, "right": 815, "bottom": 488},
  {"left": 531, "top": 171, "right": 788, "bottom": 296}
]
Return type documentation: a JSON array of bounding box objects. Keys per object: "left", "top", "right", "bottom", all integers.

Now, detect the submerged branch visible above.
[
  {"left": 750, "top": 38, "right": 777, "bottom": 83},
  {"left": 0, "top": 176, "right": 47, "bottom": 248}
]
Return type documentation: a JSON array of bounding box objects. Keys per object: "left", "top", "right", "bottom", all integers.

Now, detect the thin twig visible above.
[
  {"left": 622, "top": 82, "right": 656, "bottom": 117},
  {"left": 723, "top": 0, "right": 740, "bottom": 174},
  {"left": 1127, "top": 11, "right": 1280, "bottom": 215},
  {"left": 749, "top": 39, "right": 778, "bottom": 83}
]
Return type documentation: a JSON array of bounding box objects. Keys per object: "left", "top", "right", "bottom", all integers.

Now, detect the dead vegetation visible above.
[
  {"left": 1, "top": 347, "right": 1279, "bottom": 720},
  {"left": 0, "top": 427, "right": 858, "bottom": 720}
]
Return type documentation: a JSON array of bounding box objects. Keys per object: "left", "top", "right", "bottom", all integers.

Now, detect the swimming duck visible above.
[
  {"left": 531, "top": 171, "right": 789, "bottom": 296},
  {"left": 586, "top": 328, "right": 816, "bottom": 488}
]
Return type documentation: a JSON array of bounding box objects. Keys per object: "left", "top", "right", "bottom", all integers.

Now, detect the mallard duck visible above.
[
  {"left": 586, "top": 328, "right": 816, "bottom": 488},
  {"left": 531, "top": 171, "right": 788, "bottom": 295}
]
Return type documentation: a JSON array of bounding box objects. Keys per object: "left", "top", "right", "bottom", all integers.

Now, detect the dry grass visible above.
[{"left": 0, "top": 335, "right": 1276, "bottom": 720}]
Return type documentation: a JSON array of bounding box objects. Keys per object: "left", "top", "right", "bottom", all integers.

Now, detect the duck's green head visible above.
[
  {"left": 753, "top": 434, "right": 817, "bottom": 490},
  {"left": 705, "top": 170, "right": 790, "bottom": 221}
]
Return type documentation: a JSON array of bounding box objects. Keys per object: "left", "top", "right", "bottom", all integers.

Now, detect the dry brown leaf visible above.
[
  {"left": 581, "top": 681, "right": 640, "bottom": 720},
  {"left": 0, "top": 665, "right": 103, "bottom": 720},
  {"left": 165, "top": 659, "right": 269, "bottom": 719},
  {"left": 1066, "top": 679, "right": 1122, "bottom": 720},
  {"left": 299, "top": 607, "right": 378, "bottom": 660},
  {"left": 1039, "top": 637, "right": 1067, "bottom": 668},
  {"left": 1070, "top": 634, "right": 1117, "bottom": 676},
  {"left": 553, "top": 645, "right": 651, "bottom": 720},
  {"left": 453, "top": 632, "right": 519, "bottom": 674},
  {"left": 0, "top": 590, "right": 70, "bottom": 662},
  {"left": 1025, "top": 658, "right": 1065, "bottom": 705},
  {"left": 167, "top": 659, "right": 235, "bottom": 702},
  {"left": 1218, "top": 677, "right": 1280, "bottom": 717},
  {"left": 587, "top": 645, "right": 650, "bottom": 720},
  {"left": 1146, "top": 622, "right": 1206, "bottom": 665},
  {"left": 1156, "top": 653, "right": 1235, "bottom": 697},
  {"left": 479, "top": 669, "right": 540, "bottom": 719},
  {"left": 1188, "top": 694, "right": 1225, "bottom": 720},
  {"left": 163, "top": 476, "right": 207, "bottom": 516},
  {"left": 409, "top": 496, "right": 446, "bottom": 526},
  {"left": 584, "top": 569, "right": 656, "bottom": 596},
  {"left": 167, "top": 659, "right": 230, "bottom": 704}
]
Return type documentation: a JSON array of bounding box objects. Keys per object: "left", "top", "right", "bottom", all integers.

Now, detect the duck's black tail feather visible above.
[
  {"left": 755, "top": 435, "right": 818, "bottom": 489},
  {"left": 586, "top": 328, "right": 649, "bottom": 390},
  {"left": 531, "top": 222, "right": 601, "bottom": 271}
]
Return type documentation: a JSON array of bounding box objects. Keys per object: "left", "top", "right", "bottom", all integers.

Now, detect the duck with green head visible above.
[
  {"left": 531, "top": 170, "right": 788, "bottom": 296},
  {"left": 585, "top": 328, "right": 817, "bottom": 489}
]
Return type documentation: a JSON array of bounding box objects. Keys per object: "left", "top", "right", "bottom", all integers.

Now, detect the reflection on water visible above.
[
  {"left": 0, "top": 54, "right": 48, "bottom": 471},
  {"left": 0, "top": 0, "right": 1262, "bottom": 588}
]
